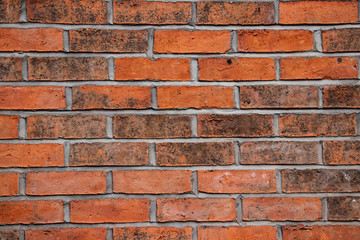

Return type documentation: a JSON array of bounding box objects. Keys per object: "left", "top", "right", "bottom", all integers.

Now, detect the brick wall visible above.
[{"left": 0, "top": 0, "right": 360, "bottom": 239}]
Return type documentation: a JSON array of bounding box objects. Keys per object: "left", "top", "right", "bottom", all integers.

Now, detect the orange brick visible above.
[
  {"left": 323, "top": 28, "right": 360, "bottom": 52},
  {"left": 0, "top": 57, "right": 22, "bottom": 81},
  {"left": 157, "top": 198, "right": 236, "bottom": 222},
  {"left": 282, "top": 225, "right": 360, "bottom": 240},
  {"left": 238, "top": 30, "right": 313, "bottom": 52},
  {"left": 157, "top": 86, "right": 234, "bottom": 109},
  {"left": 0, "top": 87, "right": 66, "bottom": 110},
  {"left": 114, "top": 227, "right": 192, "bottom": 240},
  {"left": 0, "top": 173, "right": 19, "bottom": 196},
  {"left": 0, "top": 0, "right": 21, "bottom": 23},
  {"left": 26, "top": 228, "right": 107, "bottom": 240},
  {"left": 26, "top": 171, "right": 106, "bottom": 195},
  {"left": 0, "top": 115, "right": 18, "bottom": 139},
  {"left": 198, "top": 226, "right": 277, "bottom": 240},
  {"left": 71, "top": 199, "right": 149, "bottom": 223},
  {"left": 154, "top": 30, "right": 231, "bottom": 53},
  {"left": 198, "top": 170, "right": 276, "bottom": 193},
  {"left": 115, "top": 58, "right": 191, "bottom": 81},
  {"left": 0, "top": 28, "right": 63, "bottom": 51},
  {"left": 199, "top": 58, "right": 275, "bottom": 81},
  {"left": 323, "top": 141, "right": 360, "bottom": 165},
  {"left": 113, "top": 170, "right": 191, "bottom": 194}
]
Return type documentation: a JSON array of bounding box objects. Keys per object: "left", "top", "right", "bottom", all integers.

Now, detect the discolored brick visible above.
[
  {"left": 323, "top": 28, "right": 360, "bottom": 52},
  {"left": 324, "top": 85, "right": 360, "bottom": 108},
  {"left": 26, "top": 228, "right": 107, "bottom": 240},
  {"left": 0, "top": 230, "right": 19, "bottom": 240},
  {"left": 0, "top": 115, "right": 19, "bottom": 139},
  {"left": 323, "top": 141, "right": 360, "bottom": 165},
  {"left": 0, "top": 57, "right": 22, "bottom": 81},
  {"left": 328, "top": 197, "right": 360, "bottom": 221},
  {"left": 198, "top": 226, "right": 277, "bottom": 240},
  {"left": 114, "top": 227, "right": 192, "bottom": 240},
  {"left": 282, "top": 225, "right": 360, "bottom": 240},
  {"left": 0, "top": 0, "right": 21, "bottom": 23}
]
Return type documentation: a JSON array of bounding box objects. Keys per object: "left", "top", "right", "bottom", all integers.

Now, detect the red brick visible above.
[
  {"left": 282, "top": 169, "right": 360, "bottom": 193},
  {"left": 157, "top": 86, "right": 234, "bottom": 109},
  {"left": 154, "top": 30, "right": 230, "bottom": 53},
  {"left": 0, "top": 86, "right": 65, "bottom": 110},
  {"left": 238, "top": 30, "right": 313, "bottom": 52},
  {"left": 198, "top": 170, "right": 276, "bottom": 193},
  {"left": 0, "top": 0, "right": 20, "bottom": 23},
  {"left": 0, "top": 28, "right": 63, "bottom": 52},
  {"left": 0, "top": 115, "right": 18, "bottom": 139},
  {"left": 27, "top": 0, "right": 107, "bottom": 24},
  {"left": 115, "top": 58, "right": 191, "bottom": 81},
  {"left": 114, "top": 1, "right": 191, "bottom": 25},
  {"left": 26, "top": 228, "right": 107, "bottom": 240},
  {"left": 0, "top": 173, "right": 19, "bottom": 196},
  {"left": 241, "top": 141, "right": 319, "bottom": 165},
  {"left": 114, "top": 227, "right": 192, "bottom": 240},
  {"left": 156, "top": 142, "right": 234, "bottom": 166},
  {"left": 197, "top": 2, "right": 274, "bottom": 25},
  {"left": 198, "top": 114, "right": 273, "bottom": 137},
  {"left": 279, "top": 114, "right": 356, "bottom": 137},
  {"left": 0, "top": 230, "right": 19, "bottom": 240},
  {"left": 0, "top": 144, "right": 64, "bottom": 167},
  {"left": 113, "top": 170, "right": 191, "bottom": 194},
  {"left": 240, "top": 85, "right": 318, "bottom": 109},
  {"left": 323, "top": 28, "right": 360, "bottom": 52},
  {"left": 70, "top": 142, "right": 149, "bottom": 166},
  {"left": 157, "top": 198, "right": 236, "bottom": 222},
  {"left": 72, "top": 86, "right": 151, "bottom": 110},
  {"left": 280, "top": 57, "right": 358, "bottom": 80},
  {"left": 27, "top": 115, "right": 107, "bottom": 139},
  {"left": 328, "top": 197, "right": 360, "bottom": 221},
  {"left": 0, "top": 57, "right": 22, "bottom": 81},
  {"left": 28, "top": 57, "right": 108, "bottom": 81},
  {"left": 0, "top": 200, "right": 63, "bottom": 224},
  {"left": 279, "top": 1, "right": 358, "bottom": 24},
  {"left": 114, "top": 115, "right": 191, "bottom": 139},
  {"left": 198, "top": 226, "right": 277, "bottom": 240},
  {"left": 199, "top": 58, "right": 275, "bottom": 81},
  {"left": 324, "top": 85, "right": 360, "bottom": 108},
  {"left": 26, "top": 171, "right": 106, "bottom": 195},
  {"left": 243, "top": 197, "right": 321, "bottom": 221},
  {"left": 71, "top": 199, "right": 149, "bottom": 223},
  {"left": 282, "top": 225, "right": 360, "bottom": 240},
  {"left": 323, "top": 141, "right": 360, "bottom": 165},
  {"left": 70, "top": 29, "right": 147, "bottom": 52}
]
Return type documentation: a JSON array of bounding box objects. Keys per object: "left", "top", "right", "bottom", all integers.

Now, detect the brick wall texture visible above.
[{"left": 0, "top": 0, "right": 360, "bottom": 240}]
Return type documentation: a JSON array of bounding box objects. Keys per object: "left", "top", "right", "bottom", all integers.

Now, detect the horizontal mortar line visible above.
[{"left": 0, "top": 80, "right": 359, "bottom": 87}]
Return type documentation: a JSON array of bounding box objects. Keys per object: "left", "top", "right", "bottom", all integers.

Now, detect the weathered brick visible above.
[
  {"left": 28, "top": 57, "right": 108, "bottom": 81},
  {"left": 198, "top": 170, "right": 277, "bottom": 193},
  {"left": 0, "top": 0, "right": 20, "bottom": 23},
  {"left": 240, "top": 86, "right": 318, "bottom": 109},
  {"left": 279, "top": 114, "right": 356, "bottom": 137},
  {"left": 157, "top": 86, "right": 234, "bottom": 109},
  {"left": 282, "top": 169, "right": 360, "bottom": 193},
  {"left": 70, "top": 199, "right": 149, "bottom": 223},
  {"left": 198, "top": 226, "right": 277, "bottom": 240},
  {"left": 0, "top": 230, "right": 19, "bottom": 240},
  {"left": 0, "top": 86, "right": 66, "bottom": 110},
  {"left": 199, "top": 58, "right": 275, "bottom": 81},
  {"left": 279, "top": 1, "right": 358, "bottom": 24},
  {"left": 27, "top": 115, "right": 107, "bottom": 139},
  {"left": 238, "top": 30, "right": 313, "bottom": 52},
  {"left": 0, "top": 200, "right": 63, "bottom": 224},
  {"left": 0, "top": 173, "right": 19, "bottom": 196},
  {"left": 324, "top": 85, "right": 360, "bottom": 108},
  {"left": 114, "top": 227, "right": 192, "bottom": 240},
  {"left": 70, "top": 142, "right": 149, "bottom": 166},
  {"left": 323, "top": 28, "right": 360, "bottom": 52},
  {"left": 282, "top": 225, "right": 360, "bottom": 240},
  {"left": 0, "top": 144, "right": 64, "bottom": 167},
  {"left": 157, "top": 198, "right": 236, "bottom": 222},
  {"left": 280, "top": 57, "right": 358, "bottom": 80},
  {"left": 0, "top": 57, "right": 22, "bottom": 81},
  {"left": 113, "top": 115, "right": 192, "bottom": 139},
  {"left": 241, "top": 141, "right": 319, "bottom": 165},
  {"left": 328, "top": 197, "right": 360, "bottom": 221},
  {"left": 243, "top": 198, "right": 321, "bottom": 221},
  {"left": 26, "top": 228, "right": 107, "bottom": 240},
  {"left": 113, "top": 170, "right": 192, "bottom": 194},
  {"left": 26, "top": 171, "right": 106, "bottom": 195},
  {"left": 156, "top": 142, "right": 234, "bottom": 166},
  {"left": 198, "top": 114, "right": 273, "bottom": 137},
  {"left": 197, "top": 2, "right": 274, "bottom": 25},
  {"left": 72, "top": 86, "right": 151, "bottom": 110},
  {"left": 115, "top": 58, "right": 191, "bottom": 81},
  {"left": 154, "top": 30, "right": 231, "bottom": 53},
  {"left": 0, "top": 28, "right": 63, "bottom": 51},
  {"left": 27, "top": 0, "right": 107, "bottom": 24},
  {"left": 70, "top": 29, "right": 147, "bottom": 52},
  {"left": 114, "top": 1, "right": 191, "bottom": 25},
  {"left": 323, "top": 141, "right": 360, "bottom": 165},
  {"left": 0, "top": 115, "right": 18, "bottom": 139}
]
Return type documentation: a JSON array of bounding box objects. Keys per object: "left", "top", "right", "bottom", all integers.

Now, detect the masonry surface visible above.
[{"left": 0, "top": 0, "right": 360, "bottom": 240}]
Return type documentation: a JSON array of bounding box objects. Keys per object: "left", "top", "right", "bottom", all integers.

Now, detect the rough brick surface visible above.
[
  {"left": 0, "top": 230, "right": 19, "bottom": 240},
  {"left": 0, "top": 115, "right": 18, "bottom": 139},
  {"left": 0, "top": 173, "right": 19, "bottom": 196},
  {"left": 282, "top": 225, "right": 360, "bottom": 240},
  {"left": 0, "top": 57, "right": 22, "bottom": 81},
  {"left": 114, "top": 227, "right": 192, "bottom": 240},
  {"left": 198, "top": 226, "right": 277, "bottom": 240},
  {"left": 323, "top": 141, "right": 360, "bottom": 165},
  {"left": 0, "top": 0, "right": 21, "bottom": 23},
  {"left": 324, "top": 85, "right": 360, "bottom": 108},
  {"left": 323, "top": 28, "right": 360, "bottom": 52},
  {"left": 26, "top": 228, "right": 107, "bottom": 240},
  {"left": 328, "top": 197, "right": 360, "bottom": 221}
]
